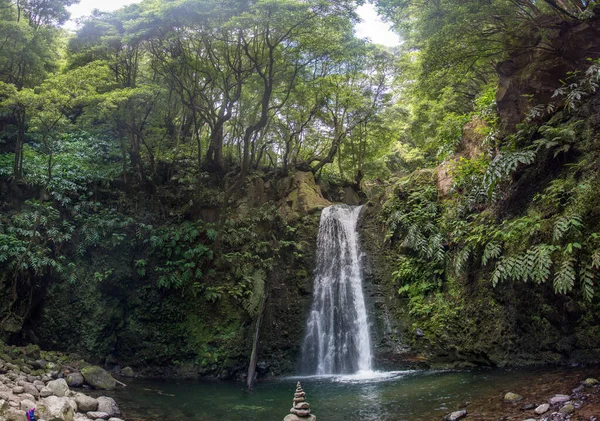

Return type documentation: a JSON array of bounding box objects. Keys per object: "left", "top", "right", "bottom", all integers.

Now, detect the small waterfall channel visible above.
[{"left": 301, "top": 205, "right": 372, "bottom": 375}]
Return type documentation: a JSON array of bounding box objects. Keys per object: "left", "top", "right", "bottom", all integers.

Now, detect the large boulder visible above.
[
  {"left": 97, "top": 396, "right": 120, "bottom": 417},
  {"left": 47, "top": 378, "right": 69, "bottom": 397},
  {"left": 81, "top": 366, "right": 116, "bottom": 390},
  {"left": 37, "top": 396, "right": 75, "bottom": 421}
]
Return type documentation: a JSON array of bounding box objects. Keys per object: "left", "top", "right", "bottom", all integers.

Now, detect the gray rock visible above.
[
  {"left": 67, "top": 372, "right": 84, "bottom": 388},
  {"left": 535, "top": 403, "right": 550, "bottom": 414},
  {"left": 38, "top": 395, "right": 75, "bottom": 421},
  {"left": 504, "top": 392, "right": 523, "bottom": 403},
  {"left": 108, "top": 419, "right": 124, "bottom": 421},
  {"left": 120, "top": 367, "right": 134, "bottom": 377},
  {"left": 40, "top": 386, "right": 53, "bottom": 397},
  {"left": 21, "top": 382, "right": 39, "bottom": 398},
  {"left": 42, "top": 375, "right": 52, "bottom": 382},
  {"left": 97, "top": 396, "right": 120, "bottom": 417},
  {"left": 33, "top": 380, "right": 45, "bottom": 387},
  {"left": 75, "top": 393, "right": 99, "bottom": 412},
  {"left": 521, "top": 403, "right": 535, "bottom": 410},
  {"left": 549, "top": 394, "right": 571, "bottom": 405},
  {"left": 444, "top": 410, "right": 467, "bottom": 421},
  {"left": 559, "top": 403, "right": 575, "bottom": 414},
  {"left": 86, "top": 411, "right": 109, "bottom": 419},
  {"left": 4, "top": 407, "right": 27, "bottom": 421},
  {"left": 19, "top": 393, "right": 35, "bottom": 402},
  {"left": 47, "top": 378, "right": 69, "bottom": 397},
  {"left": 19, "top": 399, "right": 35, "bottom": 412},
  {"left": 12, "top": 386, "right": 24, "bottom": 394}
]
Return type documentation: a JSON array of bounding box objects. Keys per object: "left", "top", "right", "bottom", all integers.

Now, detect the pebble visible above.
[
  {"left": 548, "top": 394, "right": 571, "bottom": 405},
  {"left": 87, "top": 411, "right": 110, "bottom": 419},
  {"left": 444, "top": 409, "right": 467, "bottom": 420},
  {"left": 504, "top": 392, "right": 523, "bottom": 403},
  {"left": 535, "top": 403, "right": 550, "bottom": 414}
]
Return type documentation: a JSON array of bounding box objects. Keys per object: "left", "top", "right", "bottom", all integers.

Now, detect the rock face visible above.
[
  {"left": 283, "top": 382, "right": 316, "bottom": 421},
  {"left": 81, "top": 366, "right": 116, "bottom": 390},
  {"left": 496, "top": 11, "right": 600, "bottom": 132}
]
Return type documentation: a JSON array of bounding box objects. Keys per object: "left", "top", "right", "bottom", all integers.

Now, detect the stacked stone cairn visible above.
[{"left": 284, "top": 382, "right": 316, "bottom": 421}]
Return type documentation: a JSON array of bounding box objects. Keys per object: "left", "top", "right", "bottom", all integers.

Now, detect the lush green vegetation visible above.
[{"left": 1, "top": 0, "right": 600, "bottom": 374}]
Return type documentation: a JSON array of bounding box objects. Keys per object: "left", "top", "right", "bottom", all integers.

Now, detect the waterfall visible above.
[{"left": 301, "top": 204, "right": 372, "bottom": 375}]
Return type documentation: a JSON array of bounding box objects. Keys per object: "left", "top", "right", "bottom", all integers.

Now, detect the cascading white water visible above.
[{"left": 301, "top": 205, "right": 372, "bottom": 375}]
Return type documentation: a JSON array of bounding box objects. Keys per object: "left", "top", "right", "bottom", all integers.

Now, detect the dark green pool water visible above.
[{"left": 104, "top": 368, "right": 597, "bottom": 421}]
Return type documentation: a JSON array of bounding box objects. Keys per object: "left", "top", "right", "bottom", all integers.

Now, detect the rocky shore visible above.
[
  {"left": 0, "top": 343, "right": 127, "bottom": 421},
  {"left": 444, "top": 373, "right": 600, "bottom": 421}
]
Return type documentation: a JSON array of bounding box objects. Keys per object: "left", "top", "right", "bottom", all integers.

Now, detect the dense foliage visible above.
[{"left": 0, "top": 0, "right": 599, "bottom": 372}]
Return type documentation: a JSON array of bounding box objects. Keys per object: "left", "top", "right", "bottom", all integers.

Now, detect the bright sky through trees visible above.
[{"left": 66, "top": 0, "right": 401, "bottom": 47}]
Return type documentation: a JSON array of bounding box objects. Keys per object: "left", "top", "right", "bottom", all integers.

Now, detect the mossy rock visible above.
[
  {"left": 81, "top": 366, "right": 116, "bottom": 390},
  {"left": 504, "top": 392, "right": 523, "bottom": 403},
  {"left": 584, "top": 378, "right": 599, "bottom": 386}
]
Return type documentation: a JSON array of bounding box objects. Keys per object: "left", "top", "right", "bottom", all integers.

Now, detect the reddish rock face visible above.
[{"left": 496, "top": 11, "right": 600, "bottom": 132}]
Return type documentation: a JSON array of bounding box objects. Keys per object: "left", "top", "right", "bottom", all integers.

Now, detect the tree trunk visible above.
[{"left": 247, "top": 292, "right": 268, "bottom": 389}]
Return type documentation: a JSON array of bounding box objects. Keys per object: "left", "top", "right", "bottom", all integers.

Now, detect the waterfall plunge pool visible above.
[{"left": 103, "top": 366, "right": 600, "bottom": 420}]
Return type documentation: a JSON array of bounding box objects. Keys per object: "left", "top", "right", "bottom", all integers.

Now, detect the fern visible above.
[
  {"left": 579, "top": 264, "right": 595, "bottom": 301},
  {"left": 482, "top": 241, "right": 501, "bottom": 266},
  {"left": 455, "top": 245, "right": 472, "bottom": 274},
  {"left": 554, "top": 255, "right": 576, "bottom": 294},
  {"left": 553, "top": 213, "right": 583, "bottom": 243},
  {"left": 482, "top": 150, "right": 536, "bottom": 197}
]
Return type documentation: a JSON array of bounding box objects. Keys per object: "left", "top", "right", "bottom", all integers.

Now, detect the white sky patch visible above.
[
  {"left": 65, "top": 0, "right": 142, "bottom": 30},
  {"left": 66, "top": 0, "right": 402, "bottom": 48},
  {"left": 354, "top": 4, "right": 401, "bottom": 47}
]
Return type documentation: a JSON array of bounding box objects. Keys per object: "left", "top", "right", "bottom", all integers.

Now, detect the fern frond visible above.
[
  {"left": 580, "top": 264, "right": 595, "bottom": 301},
  {"left": 554, "top": 256, "right": 576, "bottom": 294},
  {"left": 482, "top": 241, "right": 501, "bottom": 266}
]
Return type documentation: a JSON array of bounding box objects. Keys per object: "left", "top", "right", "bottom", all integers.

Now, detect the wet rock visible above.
[
  {"left": 559, "top": 403, "right": 575, "bottom": 415},
  {"left": 47, "top": 378, "right": 69, "bottom": 397},
  {"left": 75, "top": 393, "right": 99, "bottom": 412},
  {"left": 535, "top": 403, "right": 550, "bottom": 414},
  {"left": 549, "top": 394, "right": 571, "bottom": 405},
  {"left": 97, "top": 396, "right": 120, "bottom": 417},
  {"left": 81, "top": 367, "right": 116, "bottom": 391},
  {"left": 444, "top": 409, "right": 467, "bottom": 421},
  {"left": 86, "top": 411, "right": 109, "bottom": 419},
  {"left": 67, "top": 372, "right": 84, "bottom": 388},
  {"left": 521, "top": 403, "right": 535, "bottom": 410},
  {"left": 584, "top": 378, "right": 599, "bottom": 387},
  {"left": 504, "top": 392, "right": 523, "bottom": 403}
]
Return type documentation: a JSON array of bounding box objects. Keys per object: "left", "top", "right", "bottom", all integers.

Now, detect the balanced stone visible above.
[{"left": 284, "top": 382, "right": 316, "bottom": 421}]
